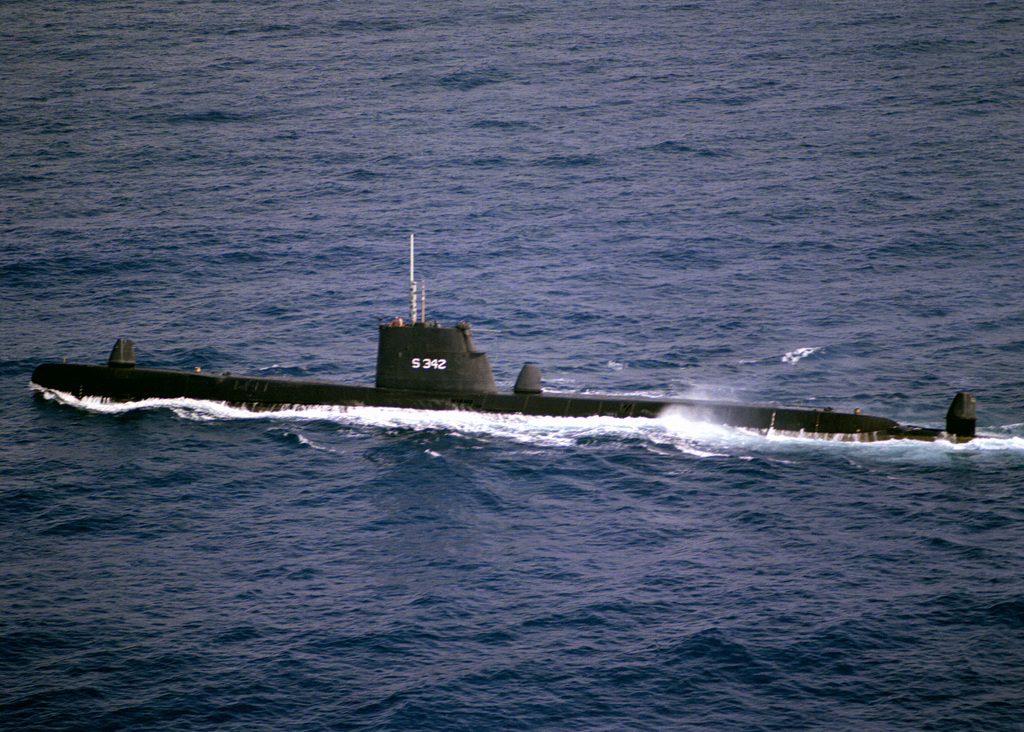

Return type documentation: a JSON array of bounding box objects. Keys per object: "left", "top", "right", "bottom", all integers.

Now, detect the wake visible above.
[{"left": 33, "top": 385, "right": 1024, "bottom": 458}]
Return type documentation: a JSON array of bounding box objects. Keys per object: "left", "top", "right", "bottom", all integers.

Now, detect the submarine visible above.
[{"left": 31, "top": 237, "right": 976, "bottom": 443}]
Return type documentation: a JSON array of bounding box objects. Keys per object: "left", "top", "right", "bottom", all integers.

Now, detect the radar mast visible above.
[
  {"left": 409, "top": 234, "right": 417, "bottom": 324},
  {"left": 408, "top": 234, "right": 426, "bottom": 324}
]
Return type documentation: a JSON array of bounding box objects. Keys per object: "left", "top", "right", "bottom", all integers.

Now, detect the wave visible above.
[
  {"left": 738, "top": 346, "right": 824, "bottom": 366},
  {"left": 32, "top": 386, "right": 1024, "bottom": 457},
  {"left": 781, "top": 346, "right": 823, "bottom": 364}
]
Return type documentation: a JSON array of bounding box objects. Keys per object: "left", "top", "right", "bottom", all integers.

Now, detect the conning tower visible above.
[{"left": 374, "top": 236, "right": 497, "bottom": 395}]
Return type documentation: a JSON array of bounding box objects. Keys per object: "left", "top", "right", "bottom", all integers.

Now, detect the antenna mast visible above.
[{"left": 409, "top": 234, "right": 417, "bottom": 324}]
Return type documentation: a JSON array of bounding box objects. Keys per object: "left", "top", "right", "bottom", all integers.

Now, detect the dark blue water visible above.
[{"left": 3, "top": 1, "right": 1024, "bottom": 729}]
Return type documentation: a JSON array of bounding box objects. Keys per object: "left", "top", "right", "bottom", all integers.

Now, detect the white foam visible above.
[
  {"left": 782, "top": 346, "right": 822, "bottom": 364},
  {"left": 293, "top": 433, "right": 342, "bottom": 454},
  {"left": 33, "top": 385, "right": 1024, "bottom": 457}
]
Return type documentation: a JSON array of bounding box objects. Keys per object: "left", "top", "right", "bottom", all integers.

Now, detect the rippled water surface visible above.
[{"left": 3, "top": 1, "right": 1023, "bottom": 729}]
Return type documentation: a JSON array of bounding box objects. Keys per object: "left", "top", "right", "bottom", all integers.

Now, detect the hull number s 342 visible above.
[{"left": 412, "top": 358, "right": 446, "bottom": 370}]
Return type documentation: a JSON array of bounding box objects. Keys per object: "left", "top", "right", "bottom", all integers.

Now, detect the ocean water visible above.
[{"left": 3, "top": 1, "right": 1024, "bottom": 729}]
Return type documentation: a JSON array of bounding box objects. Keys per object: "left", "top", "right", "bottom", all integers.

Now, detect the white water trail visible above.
[{"left": 33, "top": 386, "right": 1024, "bottom": 457}]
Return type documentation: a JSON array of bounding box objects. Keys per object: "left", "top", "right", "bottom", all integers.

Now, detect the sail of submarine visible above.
[{"left": 30, "top": 236, "right": 977, "bottom": 442}]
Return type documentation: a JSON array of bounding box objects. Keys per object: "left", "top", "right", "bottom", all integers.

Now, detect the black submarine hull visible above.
[{"left": 30, "top": 361, "right": 963, "bottom": 442}]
